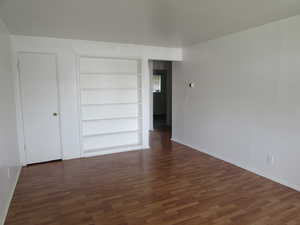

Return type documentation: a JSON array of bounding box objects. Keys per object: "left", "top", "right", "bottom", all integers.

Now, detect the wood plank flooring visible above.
[{"left": 5, "top": 129, "right": 300, "bottom": 225}]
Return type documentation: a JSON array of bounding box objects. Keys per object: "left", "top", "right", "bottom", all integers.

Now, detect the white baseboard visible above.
[
  {"left": 1, "top": 167, "right": 21, "bottom": 225},
  {"left": 171, "top": 138, "right": 300, "bottom": 193}
]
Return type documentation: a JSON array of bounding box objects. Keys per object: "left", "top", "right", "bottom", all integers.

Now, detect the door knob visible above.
[{"left": 53, "top": 113, "right": 58, "bottom": 116}]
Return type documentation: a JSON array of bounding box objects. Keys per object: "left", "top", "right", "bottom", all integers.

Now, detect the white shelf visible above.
[
  {"left": 80, "top": 72, "right": 141, "bottom": 76},
  {"left": 84, "top": 143, "right": 142, "bottom": 154},
  {"left": 83, "top": 129, "right": 141, "bottom": 138},
  {"left": 82, "top": 102, "right": 141, "bottom": 106},
  {"left": 82, "top": 116, "right": 141, "bottom": 122},
  {"left": 81, "top": 88, "right": 141, "bottom": 91}
]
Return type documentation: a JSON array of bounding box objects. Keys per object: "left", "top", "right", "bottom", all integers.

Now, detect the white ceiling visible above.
[{"left": 1, "top": 0, "right": 300, "bottom": 47}]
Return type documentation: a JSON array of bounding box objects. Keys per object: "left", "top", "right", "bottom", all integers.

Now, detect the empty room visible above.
[{"left": 1, "top": 0, "right": 300, "bottom": 224}]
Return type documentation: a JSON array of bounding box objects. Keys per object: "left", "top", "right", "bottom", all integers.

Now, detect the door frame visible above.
[
  {"left": 150, "top": 64, "right": 171, "bottom": 131},
  {"left": 17, "top": 51, "right": 63, "bottom": 165}
]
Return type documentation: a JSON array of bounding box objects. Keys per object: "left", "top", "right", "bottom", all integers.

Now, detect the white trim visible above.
[
  {"left": 11, "top": 44, "right": 26, "bottom": 166},
  {"left": 54, "top": 53, "right": 64, "bottom": 161},
  {"left": 171, "top": 138, "right": 300, "bottom": 193},
  {"left": 75, "top": 54, "right": 84, "bottom": 158},
  {"left": 1, "top": 167, "right": 21, "bottom": 225},
  {"left": 15, "top": 54, "right": 27, "bottom": 165},
  {"left": 148, "top": 60, "right": 154, "bottom": 131},
  {"left": 141, "top": 58, "right": 150, "bottom": 146},
  {"left": 17, "top": 52, "right": 64, "bottom": 164}
]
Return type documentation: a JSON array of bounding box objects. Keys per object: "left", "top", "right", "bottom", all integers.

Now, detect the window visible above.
[{"left": 153, "top": 75, "right": 162, "bottom": 93}]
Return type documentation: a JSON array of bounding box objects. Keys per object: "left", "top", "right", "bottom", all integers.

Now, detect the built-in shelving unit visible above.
[{"left": 79, "top": 57, "right": 143, "bottom": 156}]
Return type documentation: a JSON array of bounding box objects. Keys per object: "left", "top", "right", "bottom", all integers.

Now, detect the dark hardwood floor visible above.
[{"left": 5, "top": 130, "right": 300, "bottom": 225}]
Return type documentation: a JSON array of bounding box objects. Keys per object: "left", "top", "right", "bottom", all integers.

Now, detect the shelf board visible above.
[
  {"left": 83, "top": 129, "right": 141, "bottom": 138},
  {"left": 82, "top": 116, "right": 141, "bottom": 122},
  {"left": 82, "top": 102, "right": 142, "bottom": 106},
  {"left": 81, "top": 88, "right": 141, "bottom": 91},
  {"left": 84, "top": 143, "right": 142, "bottom": 154},
  {"left": 80, "top": 72, "right": 141, "bottom": 76}
]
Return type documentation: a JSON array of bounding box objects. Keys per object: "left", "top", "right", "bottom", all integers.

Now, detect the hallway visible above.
[{"left": 5, "top": 131, "right": 300, "bottom": 225}]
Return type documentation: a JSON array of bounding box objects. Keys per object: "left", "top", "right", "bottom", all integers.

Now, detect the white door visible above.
[{"left": 18, "top": 53, "right": 62, "bottom": 164}]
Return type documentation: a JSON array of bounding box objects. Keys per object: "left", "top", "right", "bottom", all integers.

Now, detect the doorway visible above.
[{"left": 150, "top": 61, "right": 172, "bottom": 131}]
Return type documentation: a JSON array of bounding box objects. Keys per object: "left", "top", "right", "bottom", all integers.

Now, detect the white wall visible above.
[
  {"left": 0, "top": 19, "right": 21, "bottom": 225},
  {"left": 12, "top": 35, "right": 182, "bottom": 164},
  {"left": 173, "top": 15, "right": 300, "bottom": 191}
]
